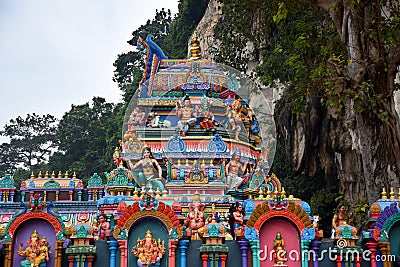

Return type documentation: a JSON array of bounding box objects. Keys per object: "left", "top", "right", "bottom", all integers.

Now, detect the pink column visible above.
[
  {"left": 118, "top": 240, "right": 128, "bottom": 267},
  {"left": 336, "top": 256, "right": 342, "bottom": 267},
  {"left": 168, "top": 240, "right": 178, "bottom": 267},
  {"left": 68, "top": 256, "right": 75, "bottom": 267},
  {"left": 220, "top": 254, "right": 227, "bottom": 267},
  {"left": 366, "top": 241, "right": 378, "bottom": 267}
]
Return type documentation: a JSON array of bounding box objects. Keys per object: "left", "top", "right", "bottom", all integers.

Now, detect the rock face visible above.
[
  {"left": 194, "top": 0, "right": 400, "bottom": 205},
  {"left": 192, "top": 0, "right": 222, "bottom": 60}
]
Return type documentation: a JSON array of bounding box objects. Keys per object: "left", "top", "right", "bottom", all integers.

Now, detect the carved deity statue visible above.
[
  {"left": 225, "top": 149, "right": 249, "bottom": 191},
  {"left": 331, "top": 204, "right": 358, "bottom": 238},
  {"left": 127, "top": 146, "right": 164, "bottom": 191},
  {"left": 176, "top": 95, "right": 196, "bottom": 137},
  {"left": 273, "top": 232, "right": 287, "bottom": 266},
  {"left": 184, "top": 193, "right": 206, "bottom": 240},
  {"left": 18, "top": 229, "right": 51, "bottom": 267},
  {"left": 131, "top": 230, "right": 166, "bottom": 267},
  {"left": 232, "top": 202, "right": 244, "bottom": 239}
]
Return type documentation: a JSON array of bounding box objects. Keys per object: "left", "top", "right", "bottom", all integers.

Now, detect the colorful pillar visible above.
[
  {"left": 178, "top": 239, "right": 190, "bottom": 267},
  {"left": 118, "top": 240, "right": 128, "bottom": 267},
  {"left": 108, "top": 239, "right": 119, "bottom": 267},
  {"left": 310, "top": 240, "right": 322, "bottom": 267},
  {"left": 220, "top": 254, "right": 227, "bottom": 267},
  {"left": 201, "top": 254, "right": 209, "bottom": 267},
  {"left": 238, "top": 240, "right": 249, "bottom": 267},
  {"left": 168, "top": 240, "right": 178, "bottom": 267},
  {"left": 68, "top": 255, "right": 75, "bottom": 267},
  {"left": 87, "top": 255, "right": 95, "bottom": 267},
  {"left": 301, "top": 240, "right": 311, "bottom": 267},
  {"left": 378, "top": 242, "right": 391, "bottom": 267},
  {"left": 249, "top": 239, "right": 260, "bottom": 267},
  {"left": 365, "top": 241, "right": 378, "bottom": 267}
]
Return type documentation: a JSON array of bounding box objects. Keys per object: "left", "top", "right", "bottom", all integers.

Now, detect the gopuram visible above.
[{"left": 0, "top": 33, "right": 399, "bottom": 267}]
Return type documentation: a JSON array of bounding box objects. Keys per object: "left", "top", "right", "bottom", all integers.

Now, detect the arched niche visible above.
[
  {"left": 127, "top": 217, "right": 169, "bottom": 267},
  {"left": 12, "top": 218, "right": 56, "bottom": 267},
  {"left": 259, "top": 217, "right": 301, "bottom": 267}
]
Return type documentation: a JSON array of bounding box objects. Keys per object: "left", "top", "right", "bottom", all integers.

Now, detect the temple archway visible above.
[{"left": 259, "top": 218, "right": 301, "bottom": 267}]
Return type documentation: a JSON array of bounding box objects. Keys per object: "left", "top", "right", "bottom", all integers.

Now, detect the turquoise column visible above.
[
  {"left": 107, "top": 239, "right": 119, "bottom": 267},
  {"left": 178, "top": 239, "right": 190, "bottom": 267},
  {"left": 249, "top": 240, "right": 260, "bottom": 267},
  {"left": 301, "top": 240, "right": 311, "bottom": 267}
]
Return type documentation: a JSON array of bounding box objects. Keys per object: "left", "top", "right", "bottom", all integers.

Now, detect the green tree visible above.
[
  {"left": 215, "top": 0, "right": 400, "bottom": 205},
  {"left": 0, "top": 113, "right": 58, "bottom": 170},
  {"left": 49, "top": 97, "right": 123, "bottom": 183}
]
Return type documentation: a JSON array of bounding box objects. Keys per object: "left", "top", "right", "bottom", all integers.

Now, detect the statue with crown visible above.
[
  {"left": 131, "top": 229, "right": 166, "bottom": 267},
  {"left": 18, "top": 229, "right": 51, "bottom": 267}
]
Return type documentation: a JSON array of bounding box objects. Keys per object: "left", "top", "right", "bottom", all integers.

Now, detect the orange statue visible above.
[
  {"left": 131, "top": 230, "right": 166, "bottom": 267},
  {"left": 273, "top": 232, "right": 287, "bottom": 266}
]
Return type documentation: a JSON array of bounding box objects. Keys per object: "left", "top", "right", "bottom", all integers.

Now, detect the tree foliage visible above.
[
  {"left": 215, "top": 0, "right": 400, "bottom": 205},
  {"left": 0, "top": 113, "right": 58, "bottom": 170},
  {"left": 49, "top": 97, "right": 123, "bottom": 181}
]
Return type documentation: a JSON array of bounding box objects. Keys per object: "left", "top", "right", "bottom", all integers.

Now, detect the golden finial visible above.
[
  {"left": 185, "top": 159, "right": 189, "bottom": 166},
  {"left": 189, "top": 31, "right": 201, "bottom": 60},
  {"left": 31, "top": 172, "right": 35, "bottom": 179},
  {"left": 73, "top": 172, "right": 77, "bottom": 178},
  {"left": 201, "top": 159, "right": 206, "bottom": 167},
  {"left": 113, "top": 146, "right": 121, "bottom": 159},
  {"left": 51, "top": 171, "right": 56, "bottom": 178},
  {"left": 390, "top": 188, "right": 395, "bottom": 199},
  {"left": 209, "top": 159, "right": 214, "bottom": 166},
  {"left": 58, "top": 171, "right": 62, "bottom": 178},
  {"left": 141, "top": 186, "right": 146, "bottom": 196},
  {"left": 162, "top": 189, "right": 168, "bottom": 197},
  {"left": 133, "top": 188, "right": 139, "bottom": 198},
  {"left": 281, "top": 187, "right": 286, "bottom": 198},
  {"left": 156, "top": 189, "right": 161, "bottom": 198},
  {"left": 119, "top": 160, "right": 124, "bottom": 168},
  {"left": 148, "top": 184, "right": 154, "bottom": 195},
  {"left": 45, "top": 171, "right": 49, "bottom": 178},
  {"left": 177, "top": 159, "right": 181, "bottom": 166},
  {"left": 65, "top": 171, "right": 69, "bottom": 178},
  {"left": 382, "top": 188, "right": 387, "bottom": 199},
  {"left": 266, "top": 188, "right": 271, "bottom": 199},
  {"left": 258, "top": 187, "right": 264, "bottom": 199},
  {"left": 38, "top": 171, "right": 42, "bottom": 178}
]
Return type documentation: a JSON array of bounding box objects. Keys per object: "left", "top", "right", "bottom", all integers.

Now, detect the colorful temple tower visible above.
[{"left": 0, "top": 33, "right": 391, "bottom": 267}]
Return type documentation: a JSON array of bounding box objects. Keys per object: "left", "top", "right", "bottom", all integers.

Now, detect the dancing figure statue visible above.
[
  {"left": 127, "top": 146, "right": 164, "bottom": 191},
  {"left": 131, "top": 230, "right": 166, "bottom": 267}
]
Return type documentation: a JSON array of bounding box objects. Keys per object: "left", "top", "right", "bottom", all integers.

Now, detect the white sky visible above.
[{"left": 0, "top": 0, "right": 178, "bottom": 133}]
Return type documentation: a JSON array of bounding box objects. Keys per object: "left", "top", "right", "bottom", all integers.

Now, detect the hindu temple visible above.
[{"left": 0, "top": 33, "right": 399, "bottom": 267}]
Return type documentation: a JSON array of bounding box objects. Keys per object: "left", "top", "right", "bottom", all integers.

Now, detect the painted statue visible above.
[
  {"left": 331, "top": 204, "right": 358, "bottom": 238},
  {"left": 225, "top": 149, "right": 249, "bottom": 191},
  {"left": 232, "top": 202, "right": 244, "bottom": 239},
  {"left": 131, "top": 230, "right": 166, "bottom": 267},
  {"left": 226, "top": 98, "right": 246, "bottom": 140},
  {"left": 96, "top": 214, "right": 111, "bottom": 240},
  {"left": 273, "top": 232, "right": 287, "bottom": 266},
  {"left": 176, "top": 95, "right": 196, "bottom": 137},
  {"left": 127, "top": 146, "right": 164, "bottom": 191},
  {"left": 18, "top": 229, "right": 51, "bottom": 267},
  {"left": 184, "top": 194, "right": 206, "bottom": 240}
]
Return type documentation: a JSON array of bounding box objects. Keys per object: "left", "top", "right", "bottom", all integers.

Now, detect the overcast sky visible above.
[{"left": 0, "top": 0, "right": 178, "bottom": 133}]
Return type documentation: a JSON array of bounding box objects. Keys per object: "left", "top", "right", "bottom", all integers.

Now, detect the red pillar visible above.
[
  {"left": 201, "top": 254, "right": 209, "bottom": 267},
  {"left": 336, "top": 256, "right": 342, "bottom": 267},
  {"left": 68, "top": 255, "right": 75, "bottom": 267},
  {"left": 118, "top": 240, "right": 128, "bottom": 267},
  {"left": 168, "top": 240, "right": 178, "bottom": 267},
  {"left": 355, "top": 256, "right": 361, "bottom": 267},
  {"left": 366, "top": 241, "right": 378, "bottom": 267},
  {"left": 220, "top": 254, "right": 227, "bottom": 267},
  {"left": 86, "top": 255, "right": 95, "bottom": 267}
]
